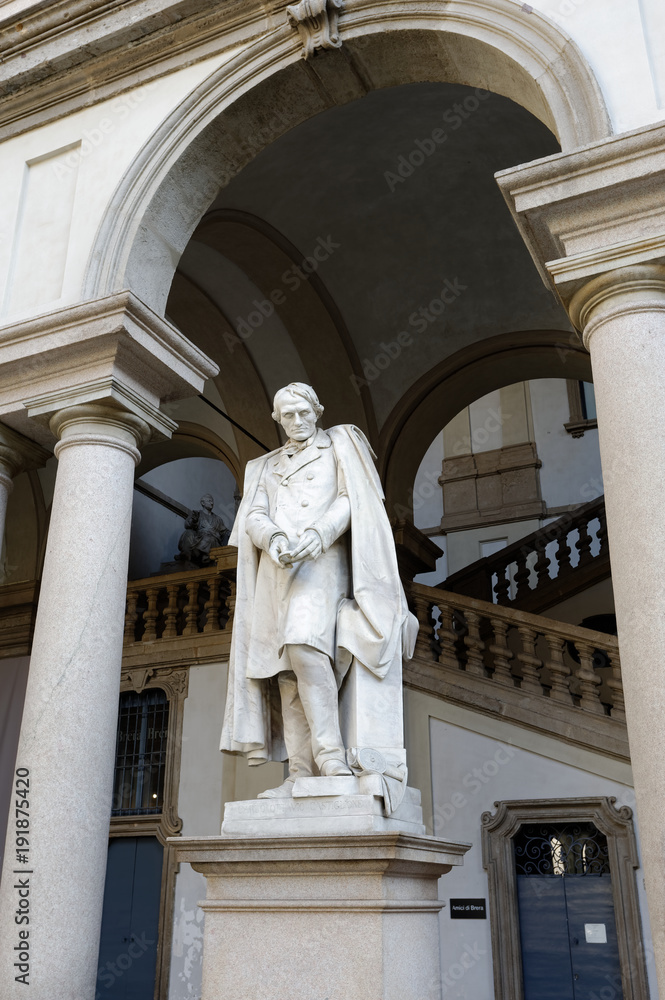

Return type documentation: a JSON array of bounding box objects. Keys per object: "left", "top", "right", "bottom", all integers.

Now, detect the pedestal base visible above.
[
  {"left": 175, "top": 833, "right": 470, "bottom": 1000},
  {"left": 221, "top": 776, "right": 425, "bottom": 836}
]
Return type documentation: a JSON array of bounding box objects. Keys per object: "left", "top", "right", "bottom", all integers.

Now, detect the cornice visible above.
[
  {"left": 496, "top": 117, "right": 665, "bottom": 308},
  {"left": 0, "top": 0, "right": 277, "bottom": 139}
]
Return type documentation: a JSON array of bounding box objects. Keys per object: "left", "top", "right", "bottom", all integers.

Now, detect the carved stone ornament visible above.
[{"left": 286, "top": 0, "right": 344, "bottom": 59}]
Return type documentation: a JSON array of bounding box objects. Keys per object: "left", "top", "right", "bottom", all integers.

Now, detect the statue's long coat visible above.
[{"left": 220, "top": 424, "right": 418, "bottom": 765}]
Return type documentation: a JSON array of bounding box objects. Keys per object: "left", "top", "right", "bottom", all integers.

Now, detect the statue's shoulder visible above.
[{"left": 327, "top": 424, "right": 377, "bottom": 460}]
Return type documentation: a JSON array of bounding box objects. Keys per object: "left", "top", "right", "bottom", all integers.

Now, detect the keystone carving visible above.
[{"left": 286, "top": 0, "right": 344, "bottom": 59}]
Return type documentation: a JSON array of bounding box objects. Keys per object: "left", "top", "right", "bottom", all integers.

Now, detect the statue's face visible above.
[
  {"left": 278, "top": 393, "right": 318, "bottom": 441},
  {"left": 201, "top": 496, "right": 213, "bottom": 511}
]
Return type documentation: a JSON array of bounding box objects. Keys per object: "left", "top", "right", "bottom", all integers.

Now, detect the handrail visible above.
[{"left": 442, "top": 495, "right": 608, "bottom": 609}]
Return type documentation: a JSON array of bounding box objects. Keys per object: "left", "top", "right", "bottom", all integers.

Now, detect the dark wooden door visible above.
[{"left": 96, "top": 837, "right": 163, "bottom": 1000}]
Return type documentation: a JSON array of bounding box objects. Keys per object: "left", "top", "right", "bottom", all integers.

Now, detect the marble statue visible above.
[
  {"left": 220, "top": 382, "right": 418, "bottom": 800},
  {"left": 176, "top": 494, "right": 229, "bottom": 565}
]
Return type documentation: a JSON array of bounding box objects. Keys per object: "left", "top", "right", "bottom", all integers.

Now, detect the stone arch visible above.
[
  {"left": 379, "top": 330, "right": 593, "bottom": 519},
  {"left": 84, "top": 0, "right": 610, "bottom": 317}
]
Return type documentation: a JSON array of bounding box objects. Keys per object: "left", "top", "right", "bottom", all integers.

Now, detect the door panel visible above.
[
  {"left": 565, "top": 877, "right": 623, "bottom": 1000},
  {"left": 96, "top": 837, "right": 163, "bottom": 1000},
  {"left": 517, "top": 877, "right": 574, "bottom": 1000}
]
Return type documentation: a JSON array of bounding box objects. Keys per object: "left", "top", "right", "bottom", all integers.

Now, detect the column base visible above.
[
  {"left": 175, "top": 832, "right": 470, "bottom": 1000},
  {"left": 222, "top": 776, "right": 425, "bottom": 836}
]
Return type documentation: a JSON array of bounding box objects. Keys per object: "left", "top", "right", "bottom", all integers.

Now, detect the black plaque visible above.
[{"left": 450, "top": 898, "right": 487, "bottom": 919}]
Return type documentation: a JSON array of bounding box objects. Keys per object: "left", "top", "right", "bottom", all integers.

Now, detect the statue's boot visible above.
[
  {"left": 320, "top": 758, "right": 352, "bottom": 777},
  {"left": 257, "top": 777, "right": 296, "bottom": 799}
]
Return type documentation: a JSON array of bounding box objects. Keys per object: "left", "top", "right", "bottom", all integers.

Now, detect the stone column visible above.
[
  {"left": 568, "top": 264, "right": 665, "bottom": 983},
  {"left": 0, "top": 427, "right": 50, "bottom": 556},
  {"left": 0, "top": 402, "right": 153, "bottom": 999}
]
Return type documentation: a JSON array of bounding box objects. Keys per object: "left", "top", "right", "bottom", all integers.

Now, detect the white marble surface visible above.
[{"left": 221, "top": 781, "right": 425, "bottom": 837}]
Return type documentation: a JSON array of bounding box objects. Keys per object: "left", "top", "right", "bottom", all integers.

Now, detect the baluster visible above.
[
  {"left": 410, "top": 590, "right": 436, "bottom": 659},
  {"left": 573, "top": 640, "right": 604, "bottom": 714},
  {"left": 533, "top": 544, "right": 551, "bottom": 591},
  {"left": 605, "top": 648, "right": 626, "bottom": 723},
  {"left": 577, "top": 519, "right": 594, "bottom": 567},
  {"left": 462, "top": 610, "right": 486, "bottom": 676},
  {"left": 437, "top": 602, "right": 459, "bottom": 670},
  {"left": 515, "top": 626, "right": 543, "bottom": 694},
  {"left": 556, "top": 530, "right": 573, "bottom": 577},
  {"left": 597, "top": 508, "right": 609, "bottom": 557},
  {"left": 488, "top": 617, "right": 514, "bottom": 685},
  {"left": 203, "top": 574, "right": 222, "bottom": 632},
  {"left": 543, "top": 633, "right": 572, "bottom": 705},
  {"left": 494, "top": 560, "right": 511, "bottom": 604},
  {"left": 225, "top": 578, "right": 237, "bottom": 631},
  {"left": 142, "top": 587, "right": 159, "bottom": 642},
  {"left": 124, "top": 589, "right": 139, "bottom": 644},
  {"left": 183, "top": 581, "right": 200, "bottom": 635},
  {"left": 513, "top": 553, "right": 532, "bottom": 602},
  {"left": 162, "top": 583, "right": 179, "bottom": 638}
]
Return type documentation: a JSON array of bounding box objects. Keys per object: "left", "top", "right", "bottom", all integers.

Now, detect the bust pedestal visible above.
[{"left": 175, "top": 832, "right": 470, "bottom": 1000}]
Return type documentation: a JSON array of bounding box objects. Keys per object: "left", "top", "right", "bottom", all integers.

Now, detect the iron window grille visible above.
[{"left": 112, "top": 689, "right": 169, "bottom": 816}]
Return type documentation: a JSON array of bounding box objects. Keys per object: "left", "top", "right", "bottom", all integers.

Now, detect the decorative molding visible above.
[
  {"left": 286, "top": 0, "right": 344, "bottom": 58},
  {"left": 481, "top": 797, "right": 649, "bottom": 1000},
  {"left": 0, "top": 291, "right": 217, "bottom": 447},
  {"left": 439, "top": 443, "right": 546, "bottom": 532},
  {"left": 0, "top": 579, "right": 39, "bottom": 658},
  {"left": 111, "top": 664, "right": 189, "bottom": 1000},
  {"left": 117, "top": 664, "right": 189, "bottom": 838},
  {"left": 496, "top": 119, "right": 665, "bottom": 309},
  {"left": 564, "top": 379, "right": 597, "bottom": 437},
  {"left": 0, "top": 0, "right": 610, "bottom": 149},
  {"left": 0, "top": 424, "right": 51, "bottom": 476}
]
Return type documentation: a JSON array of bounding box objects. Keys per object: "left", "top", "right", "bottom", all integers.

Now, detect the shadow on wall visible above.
[{"left": 129, "top": 457, "right": 237, "bottom": 580}]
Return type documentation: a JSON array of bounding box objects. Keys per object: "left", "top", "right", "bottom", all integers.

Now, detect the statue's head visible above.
[
  {"left": 200, "top": 494, "right": 214, "bottom": 510},
  {"left": 272, "top": 383, "right": 323, "bottom": 442}
]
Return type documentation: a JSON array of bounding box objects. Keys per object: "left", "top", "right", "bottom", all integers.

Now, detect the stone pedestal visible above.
[
  {"left": 222, "top": 775, "right": 425, "bottom": 836},
  {"left": 175, "top": 833, "right": 469, "bottom": 1000}
]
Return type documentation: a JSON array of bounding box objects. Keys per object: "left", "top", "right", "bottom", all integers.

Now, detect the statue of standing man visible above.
[{"left": 220, "top": 383, "right": 417, "bottom": 798}]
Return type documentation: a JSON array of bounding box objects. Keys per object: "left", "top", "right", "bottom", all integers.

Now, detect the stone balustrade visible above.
[
  {"left": 442, "top": 495, "right": 609, "bottom": 614},
  {"left": 124, "top": 567, "right": 233, "bottom": 643},
  {"left": 119, "top": 552, "right": 626, "bottom": 759},
  {"left": 408, "top": 582, "right": 627, "bottom": 760}
]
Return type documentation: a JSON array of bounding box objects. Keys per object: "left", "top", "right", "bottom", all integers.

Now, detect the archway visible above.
[{"left": 84, "top": 1, "right": 610, "bottom": 317}]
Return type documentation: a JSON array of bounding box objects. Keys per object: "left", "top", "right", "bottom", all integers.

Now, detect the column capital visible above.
[
  {"left": 496, "top": 120, "right": 665, "bottom": 315},
  {"left": 0, "top": 291, "right": 218, "bottom": 449},
  {"left": 0, "top": 422, "right": 51, "bottom": 479},
  {"left": 26, "top": 376, "right": 176, "bottom": 446},
  {"left": 568, "top": 263, "right": 665, "bottom": 348},
  {"left": 47, "top": 402, "right": 153, "bottom": 466}
]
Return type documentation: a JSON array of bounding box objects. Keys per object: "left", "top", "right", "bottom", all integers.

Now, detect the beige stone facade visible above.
[{"left": 0, "top": 0, "right": 663, "bottom": 997}]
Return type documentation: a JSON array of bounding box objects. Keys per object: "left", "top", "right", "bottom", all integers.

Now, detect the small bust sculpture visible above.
[{"left": 176, "top": 494, "right": 229, "bottom": 566}]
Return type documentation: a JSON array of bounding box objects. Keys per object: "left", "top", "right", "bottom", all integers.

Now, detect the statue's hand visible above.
[
  {"left": 268, "top": 534, "right": 290, "bottom": 568},
  {"left": 288, "top": 528, "right": 323, "bottom": 563}
]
